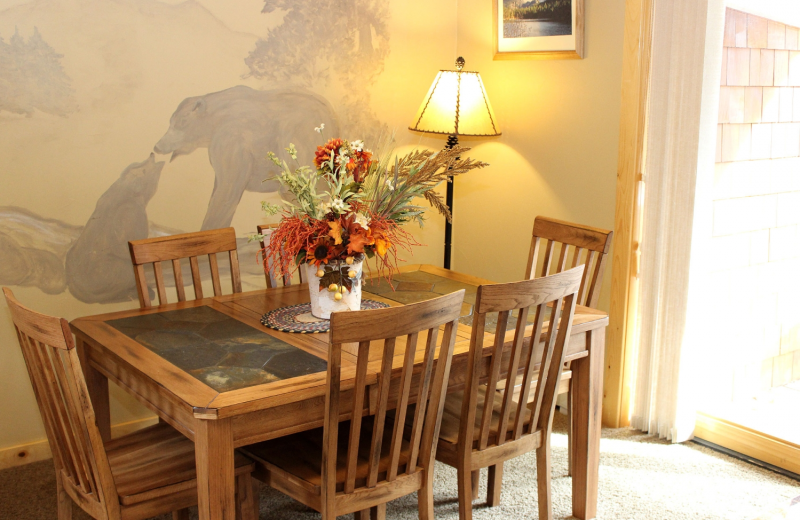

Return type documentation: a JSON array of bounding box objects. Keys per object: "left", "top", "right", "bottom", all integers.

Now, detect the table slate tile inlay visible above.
[
  {"left": 365, "top": 272, "right": 547, "bottom": 329},
  {"left": 365, "top": 272, "right": 479, "bottom": 324},
  {"left": 106, "top": 306, "right": 327, "bottom": 392}
]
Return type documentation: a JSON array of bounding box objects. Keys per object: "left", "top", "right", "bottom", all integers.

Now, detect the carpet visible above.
[{"left": 1, "top": 414, "right": 797, "bottom": 520}]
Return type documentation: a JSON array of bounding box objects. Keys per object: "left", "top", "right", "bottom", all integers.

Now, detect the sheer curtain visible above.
[{"left": 630, "top": 0, "right": 725, "bottom": 442}]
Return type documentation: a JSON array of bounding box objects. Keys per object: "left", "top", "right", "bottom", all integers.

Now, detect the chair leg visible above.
[
  {"left": 235, "top": 474, "right": 258, "bottom": 520},
  {"left": 567, "top": 379, "right": 574, "bottom": 477},
  {"left": 56, "top": 474, "right": 73, "bottom": 520},
  {"left": 172, "top": 510, "right": 190, "bottom": 520},
  {"left": 355, "top": 510, "right": 369, "bottom": 520},
  {"left": 370, "top": 503, "right": 387, "bottom": 520},
  {"left": 456, "top": 465, "right": 474, "bottom": 520},
  {"left": 487, "top": 463, "right": 503, "bottom": 507},
  {"left": 418, "top": 469, "right": 435, "bottom": 520},
  {"left": 471, "top": 469, "right": 480, "bottom": 497},
  {"left": 536, "top": 436, "right": 554, "bottom": 520}
]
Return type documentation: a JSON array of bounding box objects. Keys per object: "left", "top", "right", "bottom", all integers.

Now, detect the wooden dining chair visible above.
[
  {"left": 256, "top": 223, "right": 305, "bottom": 289},
  {"left": 128, "top": 227, "right": 242, "bottom": 308},
  {"left": 522, "top": 216, "right": 613, "bottom": 478},
  {"left": 524, "top": 216, "right": 613, "bottom": 306},
  {"left": 2, "top": 287, "right": 257, "bottom": 520},
  {"left": 432, "top": 266, "right": 584, "bottom": 520},
  {"left": 241, "top": 290, "right": 466, "bottom": 520}
]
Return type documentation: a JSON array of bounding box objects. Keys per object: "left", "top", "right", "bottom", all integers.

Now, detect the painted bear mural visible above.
[
  {"left": 154, "top": 85, "right": 341, "bottom": 230},
  {"left": 65, "top": 154, "right": 165, "bottom": 303}
]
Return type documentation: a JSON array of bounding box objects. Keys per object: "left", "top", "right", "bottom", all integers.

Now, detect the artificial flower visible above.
[
  {"left": 353, "top": 212, "right": 371, "bottom": 230},
  {"left": 311, "top": 239, "right": 335, "bottom": 267},
  {"left": 328, "top": 221, "right": 343, "bottom": 245},
  {"left": 347, "top": 228, "right": 375, "bottom": 254},
  {"left": 314, "top": 138, "right": 345, "bottom": 170},
  {"left": 375, "top": 237, "right": 391, "bottom": 257}
]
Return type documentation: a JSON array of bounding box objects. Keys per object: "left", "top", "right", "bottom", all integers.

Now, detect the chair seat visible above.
[
  {"left": 242, "top": 416, "right": 412, "bottom": 494},
  {"left": 105, "top": 422, "right": 254, "bottom": 505}
]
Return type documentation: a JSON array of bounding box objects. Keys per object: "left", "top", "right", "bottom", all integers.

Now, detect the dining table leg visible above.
[
  {"left": 76, "top": 338, "right": 111, "bottom": 442},
  {"left": 195, "top": 417, "right": 237, "bottom": 520},
  {"left": 570, "top": 327, "right": 605, "bottom": 520}
]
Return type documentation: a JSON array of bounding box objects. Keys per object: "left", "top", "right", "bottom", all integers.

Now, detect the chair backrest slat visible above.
[
  {"left": 128, "top": 228, "right": 241, "bottom": 308},
  {"left": 171, "top": 259, "right": 186, "bottom": 301},
  {"left": 495, "top": 305, "right": 531, "bottom": 446},
  {"left": 320, "top": 290, "right": 464, "bottom": 517},
  {"left": 344, "top": 340, "right": 370, "bottom": 494},
  {"left": 526, "top": 216, "right": 613, "bottom": 308},
  {"left": 477, "top": 310, "right": 508, "bottom": 450},
  {"left": 404, "top": 324, "right": 439, "bottom": 475},
  {"left": 366, "top": 337, "right": 396, "bottom": 487},
  {"left": 3, "top": 288, "right": 119, "bottom": 516},
  {"left": 153, "top": 261, "right": 168, "bottom": 305},
  {"left": 459, "top": 267, "right": 584, "bottom": 455},
  {"left": 386, "top": 332, "right": 418, "bottom": 482},
  {"left": 208, "top": 253, "right": 223, "bottom": 296},
  {"left": 257, "top": 224, "right": 304, "bottom": 288}
]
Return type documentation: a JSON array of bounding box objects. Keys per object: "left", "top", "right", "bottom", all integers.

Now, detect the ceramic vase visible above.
[{"left": 303, "top": 260, "right": 363, "bottom": 319}]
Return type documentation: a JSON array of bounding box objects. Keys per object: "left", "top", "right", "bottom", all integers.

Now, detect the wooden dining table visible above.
[{"left": 70, "top": 264, "right": 607, "bottom": 520}]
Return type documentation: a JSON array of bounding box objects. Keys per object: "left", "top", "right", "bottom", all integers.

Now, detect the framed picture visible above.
[{"left": 493, "top": 0, "right": 585, "bottom": 60}]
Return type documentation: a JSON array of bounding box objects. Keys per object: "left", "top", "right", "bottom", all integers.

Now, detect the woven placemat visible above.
[{"left": 260, "top": 299, "right": 390, "bottom": 333}]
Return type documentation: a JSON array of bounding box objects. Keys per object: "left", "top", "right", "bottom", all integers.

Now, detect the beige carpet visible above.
[{"left": 2, "top": 414, "right": 798, "bottom": 520}]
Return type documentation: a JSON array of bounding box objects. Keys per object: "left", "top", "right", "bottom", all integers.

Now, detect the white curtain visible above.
[{"left": 630, "top": 0, "right": 726, "bottom": 442}]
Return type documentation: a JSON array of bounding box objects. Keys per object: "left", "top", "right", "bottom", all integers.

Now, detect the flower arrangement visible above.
[{"left": 257, "top": 126, "right": 488, "bottom": 303}]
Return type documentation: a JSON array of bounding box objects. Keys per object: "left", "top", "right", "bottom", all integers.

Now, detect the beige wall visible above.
[
  {"left": 453, "top": 0, "right": 625, "bottom": 305},
  {"left": 0, "top": 0, "right": 626, "bottom": 459}
]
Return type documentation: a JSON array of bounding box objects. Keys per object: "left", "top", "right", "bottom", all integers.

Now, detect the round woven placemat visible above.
[{"left": 260, "top": 299, "right": 390, "bottom": 333}]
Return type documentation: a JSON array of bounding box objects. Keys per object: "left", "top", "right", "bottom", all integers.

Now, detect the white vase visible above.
[{"left": 303, "top": 260, "right": 363, "bottom": 319}]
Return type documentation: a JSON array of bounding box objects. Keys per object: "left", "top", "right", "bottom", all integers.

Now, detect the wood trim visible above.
[
  {"left": 0, "top": 416, "right": 159, "bottom": 470},
  {"left": 604, "top": 0, "right": 655, "bottom": 428},
  {"left": 694, "top": 413, "right": 800, "bottom": 475}
]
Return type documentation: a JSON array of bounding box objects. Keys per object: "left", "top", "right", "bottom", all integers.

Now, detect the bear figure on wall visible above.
[
  {"left": 65, "top": 154, "right": 165, "bottom": 303},
  {"left": 154, "top": 86, "right": 341, "bottom": 230}
]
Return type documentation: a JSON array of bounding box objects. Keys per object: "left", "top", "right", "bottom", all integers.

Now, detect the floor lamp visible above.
[{"left": 409, "top": 57, "right": 501, "bottom": 269}]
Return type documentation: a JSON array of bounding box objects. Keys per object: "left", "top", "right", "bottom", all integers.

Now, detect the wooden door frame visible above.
[{"left": 604, "top": 0, "right": 656, "bottom": 428}]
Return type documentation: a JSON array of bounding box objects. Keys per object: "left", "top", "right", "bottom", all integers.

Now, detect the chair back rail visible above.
[
  {"left": 256, "top": 224, "right": 305, "bottom": 289},
  {"left": 3, "top": 287, "right": 120, "bottom": 519},
  {"left": 459, "top": 267, "right": 584, "bottom": 460},
  {"left": 128, "top": 227, "right": 242, "bottom": 307},
  {"left": 321, "top": 290, "right": 465, "bottom": 517},
  {"left": 524, "top": 216, "right": 612, "bottom": 308}
]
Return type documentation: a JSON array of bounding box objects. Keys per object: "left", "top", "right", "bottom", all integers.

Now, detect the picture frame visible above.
[{"left": 493, "top": 0, "right": 585, "bottom": 60}]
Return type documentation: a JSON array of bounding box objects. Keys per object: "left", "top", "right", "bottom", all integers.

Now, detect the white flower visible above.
[
  {"left": 385, "top": 179, "right": 395, "bottom": 191},
  {"left": 330, "top": 198, "right": 346, "bottom": 213},
  {"left": 354, "top": 212, "right": 371, "bottom": 230},
  {"left": 350, "top": 139, "right": 364, "bottom": 152},
  {"left": 336, "top": 154, "right": 349, "bottom": 166},
  {"left": 314, "top": 123, "right": 325, "bottom": 133}
]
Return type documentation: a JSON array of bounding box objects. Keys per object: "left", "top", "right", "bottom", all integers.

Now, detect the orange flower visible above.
[
  {"left": 374, "top": 237, "right": 391, "bottom": 257},
  {"left": 314, "top": 138, "right": 344, "bottom": 170},
  {"left": 347, "top": 228, "right": 375, "bottom": 254},
  {"left": 310, "top": 239, "right": 335, "bottom": 267},
  {"left": 327, "top": 221, "right": 343, "bottom": 245}
]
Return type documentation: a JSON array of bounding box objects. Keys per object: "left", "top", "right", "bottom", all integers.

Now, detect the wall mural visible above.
[
  {"left": 0, "top": 27, "right": 76, "bottom": 117},
  {"left": 0, "top": 0, "right": 390, "bottom": 305},
  {"left": 155, "top": 86, "right": 341, "bottom": 231}
]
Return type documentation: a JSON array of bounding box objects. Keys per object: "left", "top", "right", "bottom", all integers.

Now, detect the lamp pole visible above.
[{"left": 443, "top": 133, "right": 459, "bottom": 270}]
